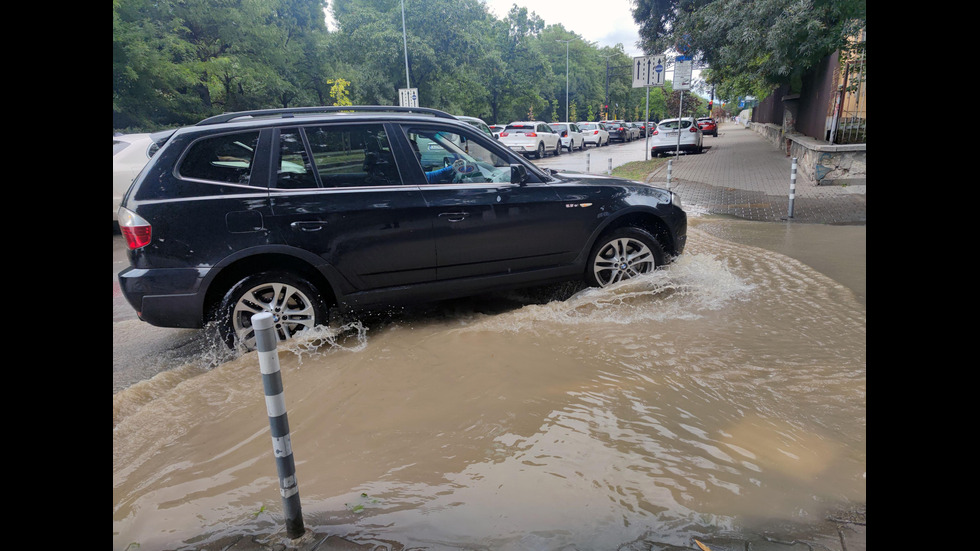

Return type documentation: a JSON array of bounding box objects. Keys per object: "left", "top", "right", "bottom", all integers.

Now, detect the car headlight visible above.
[{"left": 671, "top": 192, "right": 682, "bottom": 208}]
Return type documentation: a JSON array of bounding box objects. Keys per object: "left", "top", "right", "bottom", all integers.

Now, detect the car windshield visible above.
[{"left": 659, "top": 120, "right": 693, "bottom": 130}]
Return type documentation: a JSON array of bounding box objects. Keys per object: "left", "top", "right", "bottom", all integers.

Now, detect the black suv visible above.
[{"left": 118, "top": 106, "right": 687, "bottom": 349}]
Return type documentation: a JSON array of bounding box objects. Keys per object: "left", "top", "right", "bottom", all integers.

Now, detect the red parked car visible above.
[{"left": 697, "top": 117, "right": 718, "bottom": 137}]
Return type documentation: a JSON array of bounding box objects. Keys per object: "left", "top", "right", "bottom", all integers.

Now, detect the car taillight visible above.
[
  {"left": 689, "top": 126, "right": 698, "bottom": 133},
  {"left": 525, "top": 132, "right": 537, "bottom": 137},
  {"left": 118, "top": 207, "right": 152, "bottom": 250},
  {"left": 500, "top": 132, "right": 509, "bottom": 136},
  {"left": 652, "top": 129, "right": 659, "bottom": 135},
  {"left": 592, "top": 130, "right": 599, "bottom": 134}
]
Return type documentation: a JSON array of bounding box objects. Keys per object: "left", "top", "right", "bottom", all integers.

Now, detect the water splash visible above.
[{"left": 459, "top": 252, "right": 755, "bottom": 333}]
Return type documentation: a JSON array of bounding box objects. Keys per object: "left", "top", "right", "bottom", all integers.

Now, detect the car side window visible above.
[
  {"left": 406, "top": 126, "right": 515, "bottom": 185},
  {"left": 276, "top": 129, "right": 319, "bottom": 189},
  {"left": 301, "top": 124, "right": 401, "bottom": 188},
  {"left": 178, "top": 131, "right": 260, "bottom": 185}
]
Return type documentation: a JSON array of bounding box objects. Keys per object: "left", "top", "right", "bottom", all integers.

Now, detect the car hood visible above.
[{"left": 548, "top": 170, "right": 675, "bottom": 204}]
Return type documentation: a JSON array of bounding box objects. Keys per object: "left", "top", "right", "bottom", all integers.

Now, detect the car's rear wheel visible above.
[
  {"left": 535, "top": 143, "right": 545, "bottom": 159},
  {"left": 586, "top": 227, "right": 665, "bottom": 287},
  {"left": 554, "top": 142, "right": 561, "bottom": 156},
  {"left": 217, "top": 271, "right": 327, "bottom": 350}
]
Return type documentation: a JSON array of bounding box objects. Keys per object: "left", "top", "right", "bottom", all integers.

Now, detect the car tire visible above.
[
  {"left": 216, "top": 271, "right": 328, "bottom": 350},
  {"left": 535, "top": 143, "right": 545, "bottom": 159},
  {"left": 586, "top": 227, "right": 665, "bottom": 288},
  {"left": 554, "top": 142, "right": 561, "bottom": 156}
]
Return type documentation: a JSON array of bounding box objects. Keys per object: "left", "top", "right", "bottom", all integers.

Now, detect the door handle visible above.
[
  {"left": 290, "top": 221, "right": 324, "bottom": 232},
  {"left": 438, "top": 212, "right": 470, "bottom": 223}
]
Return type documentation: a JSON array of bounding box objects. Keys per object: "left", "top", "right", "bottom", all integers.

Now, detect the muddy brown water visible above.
[{"left": 113, "top": 217, "right": 866, "bottom": 550}]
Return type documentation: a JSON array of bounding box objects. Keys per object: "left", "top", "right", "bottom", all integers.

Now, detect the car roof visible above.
[{"left": 195, "top": 105, "right": 458, "bottom": 126}]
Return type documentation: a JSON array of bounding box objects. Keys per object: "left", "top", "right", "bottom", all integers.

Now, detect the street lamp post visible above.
[
  {"left": 401, "top": 0, "right": 410, "bottom": 89},
  {"left": 556, "top": 39, "right": 573, "bottom": 121}
]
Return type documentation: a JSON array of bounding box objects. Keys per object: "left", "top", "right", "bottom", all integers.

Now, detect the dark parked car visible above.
[
  {"left": 603, "top": 121, "right": 635, "bottom": 142},
  {"left": 117, "top": 106, "right": 687, "bottom": 349}
]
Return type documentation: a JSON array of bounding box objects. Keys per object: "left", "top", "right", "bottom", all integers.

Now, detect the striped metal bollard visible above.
[
  {"left": 607, "top": 158, "right": 612, "bottom": 175},
  {"left": 787, "top": 157, "right": 797, "bottom": 218},
  {"left": 586, "top": 152, "right": 591, "bottom": 173},
  {"left": 666, "top": 159, "right": 672, "bottom": 187},
  {"left": 253, "top": 312, "right": 305, "bottom": 540}
]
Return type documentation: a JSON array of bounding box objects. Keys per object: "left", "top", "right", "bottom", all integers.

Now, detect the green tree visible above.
[{"left": 631, "top": 0, "right": 865, "bottom": 102}]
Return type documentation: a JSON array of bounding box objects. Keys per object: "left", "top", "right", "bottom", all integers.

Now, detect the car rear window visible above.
[
  {"left": 505, "top": 124, "right": 534, "bottom": 131},
  {"left": 658, "top": 120, "right": 693, "bottom": 130},
  {"left": 550, "top": 124, "right": 567, "bottom": 131}
]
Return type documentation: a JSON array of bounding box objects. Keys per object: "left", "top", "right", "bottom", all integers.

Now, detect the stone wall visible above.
[{"left": 751, "top": 123, "right": 866, "bottom": 186}]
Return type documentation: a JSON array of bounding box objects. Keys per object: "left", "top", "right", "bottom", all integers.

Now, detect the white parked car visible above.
[
  {"left": 456, "top": 115, "right": 495, "bottom": 139},
  {"left": 113, "top": 133, "right": 156, "bottom": 222},
  {"left": 498, "top": 121, "right": 562, "bottom": 158},
  {"left": 577, "top": 122, "right": 610, "bottom": 147},
  {"left": 549, "top": 122, "right": 585, "bottom": 151},
  {"left": 649, "top": 117, "right": 704, "bottom": 157}
]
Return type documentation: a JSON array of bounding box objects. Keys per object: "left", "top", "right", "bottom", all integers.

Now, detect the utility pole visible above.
[
  {"left": 400, "top": 0, "right": 410, "bottom": 89},
  {"left": 601, "top": 54, "right": 632, "bottom": 121},
  {"left": 556, "top": 39, "right": 574, "bottom": 121}
]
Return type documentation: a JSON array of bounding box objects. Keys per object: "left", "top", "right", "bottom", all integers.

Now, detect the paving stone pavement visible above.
[{"left": 644, "top": 121, "right": 866, "bottom": 225}]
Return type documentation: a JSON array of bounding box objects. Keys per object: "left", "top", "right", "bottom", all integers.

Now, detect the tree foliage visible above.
[
  {"left": 631, "top": 0, "right": 865, "bottom": 103},
  {"left": 113, "top": 0, "right": 673, "bottom": 132}
]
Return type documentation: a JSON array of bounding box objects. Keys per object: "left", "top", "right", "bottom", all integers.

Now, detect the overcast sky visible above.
[
  {"left": 480, "top": 0, "right": 645, "bottom": 58},
  {"left": 324, "top": 0, "right": 645, "bottom": 58}
]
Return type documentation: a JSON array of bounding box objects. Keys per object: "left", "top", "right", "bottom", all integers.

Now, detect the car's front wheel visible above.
[
  {"left": 217, "top": 271, "right": 327, "bottom": 350},
  {"left": 586, "top": 227, "right": 666, "bottom": 287}
]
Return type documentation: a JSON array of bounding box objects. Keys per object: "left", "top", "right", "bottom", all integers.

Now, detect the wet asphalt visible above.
[{"left": 148, "top": 121, "right": 867, "bottom": 551}]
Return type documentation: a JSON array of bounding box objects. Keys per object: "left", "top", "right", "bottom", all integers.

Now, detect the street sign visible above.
[
  {"left": 674, "top": 57, "right": 693, "bottom": 90},
  {"left": 399, "top": 88, "right": 419, "bottom": 108},
  {"left": 632, "top": 55, "right": 666, "bottom": 88}
]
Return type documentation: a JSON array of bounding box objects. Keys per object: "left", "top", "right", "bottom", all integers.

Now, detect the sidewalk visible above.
[{"left": 645, "top": 121, "right": 866, "bottom": 224}]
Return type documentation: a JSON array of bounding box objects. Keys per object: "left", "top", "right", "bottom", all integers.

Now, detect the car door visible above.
[
  {"left": 266, "top": 123, "right": 437, "bottom": 291},
  {"left": 538, "top": 122, "right": 558, "bottom": 150},
  {"left": 397, "top": 122, "right": 574, "bottom": 280}
]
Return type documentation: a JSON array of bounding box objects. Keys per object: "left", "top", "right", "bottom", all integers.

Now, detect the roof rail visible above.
[{"left": 196, "top": 105, "right": 457, "bottom": 126}]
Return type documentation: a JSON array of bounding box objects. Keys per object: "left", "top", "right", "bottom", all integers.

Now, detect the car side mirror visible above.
[{"left": 510, "top": 164, "right": 528, "bottom": 185}]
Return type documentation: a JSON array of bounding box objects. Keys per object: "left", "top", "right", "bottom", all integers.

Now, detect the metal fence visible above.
[{"left": 829, "top": 29, "right": 866, "bottom": 145}]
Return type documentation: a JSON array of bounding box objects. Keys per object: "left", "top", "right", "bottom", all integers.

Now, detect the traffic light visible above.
[{"left": 708, "top": 101, "right": 713, "bottom": 112}]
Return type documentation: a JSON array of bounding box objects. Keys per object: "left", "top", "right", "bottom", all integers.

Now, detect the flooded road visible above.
[{"left": 113, "top": 216, "right": 866, "bottom": 550}]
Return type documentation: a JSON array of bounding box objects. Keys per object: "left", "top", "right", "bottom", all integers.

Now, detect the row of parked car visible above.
[{"left": 479, "top": 120, "right": 655, "bottom": 159}]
